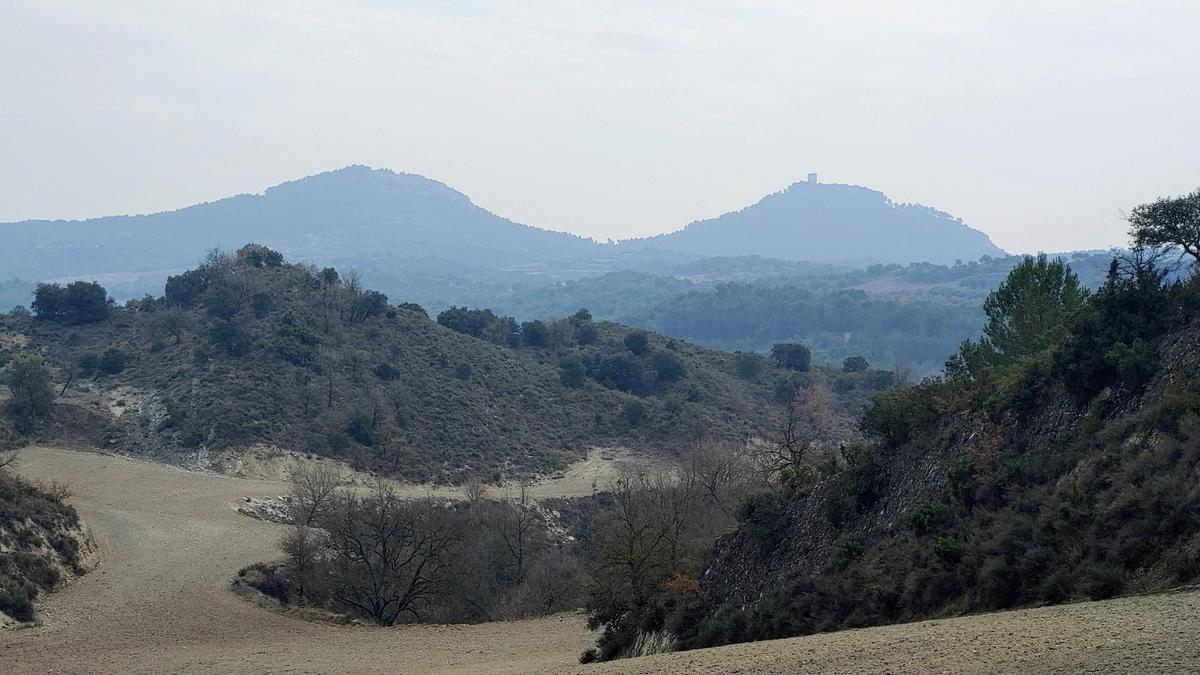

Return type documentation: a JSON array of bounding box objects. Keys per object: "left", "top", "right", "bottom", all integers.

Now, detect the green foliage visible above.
[
  {"left": 733, "top": 351, "right": 765, "bottom": 380},
  {"left": 3, "top": 356, "right": 54, "bottom": 433},
  {"left": 842, "top": 355, "right": 869, "bottom": 373},
  {"left": 273, "top": 312, "right": 320, "bottom": 367},
  {"left": 98, "top": 348, "right": 128, "bottom": 375},
  {"left": 521, "top": 320, "right": 549, "bottom": 347},
  {"left": 771, "top": 343, "right": 811, "bottom": 371},
  {"left": 559, "top": 354, "right": 587, "bottom": 388},
  {"left": 621, "top": 400, "right": 648, "bottom": 427},
  {"left": 0, "top": 468, "right": 80, "bottom": 622},
  {"left": 859, "top": 382, "right": 938, "bottom": 446},
  {"left": 31, "top": 281, "right": 110, "bottom": 324},
  {"left": 959, "top": 254, "right": 1085, "bottom": 372},
  {"left": 1054, "top": 254, "right": 1179, "bottom": 397},
  {"left": 592, "top": 353, "right": 646, "bottom": 394},
  {"left": 649, "top": 351, "right": 685, "bottom": 385},
  {"left": 77, "top": 352, "right": 99, "bottom": 377},
  {"left": 437, "top": 306, "right": 520, "bottom": 347},
  {"left": 639, "top": 283, "right": 985, "bottom": 373},
  {"left": 623, "top": 330, "right": 650, "bottom": 356},
  {"left": 237, "top": 244, "right": 285, "bottom": 268},
  {"left": 1128, "top": 188, "right": 1200, "bottom": 265},
  {"left": 350, "top": 290, "right": 389, "bottom": 323},
  {"left": 164, "top": 268, "right": 209, "bottom": 307},
  {"left": 208, "top": 319, "right": 251, "bottom": 357}
]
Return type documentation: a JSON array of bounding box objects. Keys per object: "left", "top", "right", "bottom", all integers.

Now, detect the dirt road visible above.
[{"left": 3, "top": 446, "right": 1198, "bottom": 673}]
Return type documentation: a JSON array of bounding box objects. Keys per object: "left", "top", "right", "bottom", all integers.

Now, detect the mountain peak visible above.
[{"left": 631, "top": 180, "right": 1003, "bottom": 265}]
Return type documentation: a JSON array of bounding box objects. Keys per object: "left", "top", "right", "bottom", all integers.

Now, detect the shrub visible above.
[
  {"left": 860, "top": 382, "right": 938, "bottom": 446},
  {"left": 31, "top": 281, "right": 110, "bottom": 324},
  {"left": 650, "top": 351, "right": 685, "bottom": 386},
  {"left": 621, "top": 400, "right": 648, "bottom": 427},
  {"left": 576, "top": 323, "right": 599, "bottom": 345},
  {"left": 771, "top": 343, "right": 811, "bottom": 371},
  {"left": 842, "top": 356, "right": 869, "bottom": 373},
  {"left": 624, "top": 331, "right": 650, "bottom": 356},
  {"left": 733, "top": 352, "right": 764, "bottom": 380},
  {"left": 559, "top": 355, "right": 587, "bottom": 388},
  {"left": 373, "top": 363, "right": 402, "bottom": 381}
]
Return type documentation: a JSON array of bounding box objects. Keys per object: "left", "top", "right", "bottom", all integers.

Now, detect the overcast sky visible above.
[{"left": 2, "top": 1, "right": 1197, "bottom": 253}]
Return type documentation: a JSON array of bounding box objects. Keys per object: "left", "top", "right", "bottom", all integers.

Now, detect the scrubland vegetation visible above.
[
  {"left": 0, "top": 449, "right": 83, "bottom": 622},
  {"left": 577, "top": 189, "right": 1200, "bottom": 661},
  {"left": 3, "top": 244, "right": 889, "bottom": 483}
]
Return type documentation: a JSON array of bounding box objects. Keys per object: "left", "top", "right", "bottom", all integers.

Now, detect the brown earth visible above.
[{"left": 2, "top": 446, "right": 1198, "bottom": 674}]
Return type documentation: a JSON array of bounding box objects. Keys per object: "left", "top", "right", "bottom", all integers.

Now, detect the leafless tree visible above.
[
  {"left": 500, "top": 482, "right": 538, "bottom": 583},
  {"left": 324, "top": 483, "right": 458, "bottom": 625},
  {"left": 280, "top": 516, "right": 324, "bottom": 600},
  {"left": 684, "top": 438, "right": 761, "bottom": 520},
  {"left": 463, "top": 479, "right": 488, "bottom": 506},
  {"left": 592, "top": 470, "right": 700, "bottom": 611},
  {"left": 289, "top": 462, "right": 343, "bottom": 525},
  {"left": 0, "top": 449, "right": 19, "bottom": 472},
  {"left": 752, "top": 383, "right": 838, "bottom": 486}
]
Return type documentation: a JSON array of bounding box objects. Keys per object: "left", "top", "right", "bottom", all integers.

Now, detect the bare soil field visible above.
[{"left": 3, "top": 446, "right": 1198, "bottom": 674}]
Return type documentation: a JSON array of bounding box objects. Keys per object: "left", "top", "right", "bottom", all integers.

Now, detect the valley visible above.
[{"left": 3, "top": 446, "right": 1196, "bottom": 674}]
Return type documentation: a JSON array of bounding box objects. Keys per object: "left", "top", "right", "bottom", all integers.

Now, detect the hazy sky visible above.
[{"left": 3, "top": 1, "right": 1198, "bottom": 253}]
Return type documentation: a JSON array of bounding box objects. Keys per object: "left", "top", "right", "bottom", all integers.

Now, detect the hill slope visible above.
[
  {"left": 634, "top": 181, "right": 1004, "bottom": 266},
  {"left": 0, "top": 246, "right": 883, "bottom": 483}
]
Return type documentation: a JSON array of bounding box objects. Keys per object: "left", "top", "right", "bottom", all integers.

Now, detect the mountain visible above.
[
  {"left": 632, "top": 180, "right": 1005, "bottom": 266},
  {"left": 0, "top": 166, "right": 596, "bottom": 283}
]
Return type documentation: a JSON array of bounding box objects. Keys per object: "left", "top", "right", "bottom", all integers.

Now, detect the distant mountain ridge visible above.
[
  {"left": 0, "top": 165, "right": 595, "bottom": 280},
  {"left": 632, "top": 180, "right": 1005, "bottom": 266},
  {"left": 0, "top": 167, "right": 1004, "bottom": 301}
]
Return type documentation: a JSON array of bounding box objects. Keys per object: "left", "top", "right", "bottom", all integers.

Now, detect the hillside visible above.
[
  {"left": 0, "top": 443, "right": 88, "bottom": 624},
  {"left": 634, "top": 180, "right": 1004, "bottom": 266},
  {"left": 590, "top": 249, "right": 1200, "bottom": 657},
  {"left": 0, "top": 245, "right": 882, "bottom": 484}
]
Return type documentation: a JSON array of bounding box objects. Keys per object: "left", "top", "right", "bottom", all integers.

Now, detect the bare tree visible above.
[
  {"left": 324, "top": 483, "right": 458, "bottom": 625},
  {"left": 463, "top": 479, "right": 488, "bottom": 506},
  {"left": 280, "top": 516, "right": 323, "bottom": 600},
  {"left": 0, "top": 449, "right": 19, "bottom": 472},
  {"left": 289, "top": 462, "right": 343, "bottom": 525},
  {"left": 685, "top": 438, "right": 760, "bottom": 520},
  {"left": 500, "top": 482, "right": 538, "bottom": 583},
  {"left": 752, "top": 383, "right": 838, "bottom": 487}
]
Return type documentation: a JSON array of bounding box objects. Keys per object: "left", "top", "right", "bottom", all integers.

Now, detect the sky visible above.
[{"left": 2, "top": 1, "right": 1198, "bottom": 254}]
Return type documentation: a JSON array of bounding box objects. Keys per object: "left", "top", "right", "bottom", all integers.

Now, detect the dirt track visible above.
[{"left": 3, "top": 446, "right": 1199, "bottom": 673}]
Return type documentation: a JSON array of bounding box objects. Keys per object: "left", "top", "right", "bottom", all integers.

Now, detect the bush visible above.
[
  {"left": 650, "top": 351, "right": 685, "bottom": 386},
  {"left": 97, "top": 349, "right": 128, "bottom": 375},
  {"left": 559, "top": 355, "right": 587, "bottom": 388},
  {"left": 842, "top": 356, "right": 869, "bottom": 373},
  {"left": 624, "top": 331, "right": 650, "bottom": 356},
  {"left": 771, "top": 343, "right": 811, "bottom": 371},
  {"left": 621, "top": 400, "right": 648, "bottom": 427},
  {"left": 373, "top": 363, "right": 402, "bottom": 381},
  {"left": 733, "top": 352, "right": 765, "bottom": 380},
  {"left": 31, "top": 281, "right": 110, "bottom": 324},
  {"left": 860, "top": 382, "right": 938, "bottom": 446},
  {"left": 576, "top": 323, "right": 599, "bottom": 345}
]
